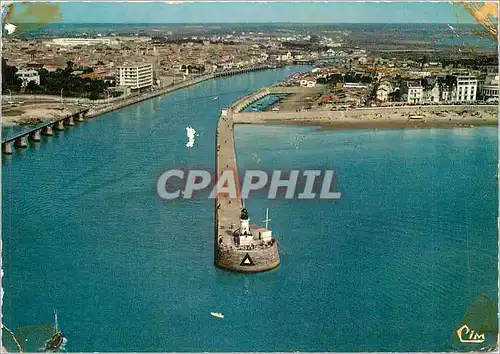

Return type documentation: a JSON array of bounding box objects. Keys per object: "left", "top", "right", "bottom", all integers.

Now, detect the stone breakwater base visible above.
[
  {"left": 214, "top": 89, "right": 280, "bottom": 273},
  {"left": 217, "top": 244, "right": 280, "bottom": 273}
]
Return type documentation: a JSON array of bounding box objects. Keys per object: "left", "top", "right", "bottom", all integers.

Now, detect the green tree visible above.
[
  {"left": 25, "top": 80, "right": 40, "bottom": 93},
  {"left": 2, "top": 58, "right": 22, "bottom": 92}
]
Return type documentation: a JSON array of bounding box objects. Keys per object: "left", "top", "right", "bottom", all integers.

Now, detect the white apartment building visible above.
[
  {"left": 455, "top": 75, "right": 477, "bottom": 102},
  {"left": 439, "top": 85, "right": 455, "bottom": 103},
  {"left": 16, "top": 68, "right": 40, "bottom": 87},
  {"left": 407, "top": 84, "right": 424, "bottom": 104},
  {"left": 278, "top": 51, "right": 293, "bottom": 62},
  {"left": 118, "top": 63, "right": 153, "bottom": 90}
]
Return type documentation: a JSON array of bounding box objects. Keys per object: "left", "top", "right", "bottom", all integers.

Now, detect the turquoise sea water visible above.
[
  {"left": 2, "top": 124, "right": 49, "bottom": 141},
  {"left": 2, "top": 67, "right": 497, "bottom": 352}
]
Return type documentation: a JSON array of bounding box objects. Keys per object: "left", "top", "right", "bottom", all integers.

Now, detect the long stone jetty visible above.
[{"left": 214, "top": 88, "right": 280, "bottom": 273}]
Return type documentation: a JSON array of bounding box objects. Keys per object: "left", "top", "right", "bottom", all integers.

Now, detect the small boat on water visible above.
[
  {"left": 45, "top": 311, "right": 65, "bottom": 352},
  {"left": 213, "top": 96, "right": 219, "bottom": 101},
  {"left": 210, "top": 312, "right": 224, "bottom": 319}
]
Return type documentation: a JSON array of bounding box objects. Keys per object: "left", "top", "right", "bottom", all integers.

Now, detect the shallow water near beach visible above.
[{"left": 2, "top": 67, "right": 497, "bottom": 352}]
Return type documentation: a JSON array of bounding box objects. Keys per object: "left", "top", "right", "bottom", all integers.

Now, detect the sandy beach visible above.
[{"left": 233, "top": 105, "right": 498, "bottom": 129}]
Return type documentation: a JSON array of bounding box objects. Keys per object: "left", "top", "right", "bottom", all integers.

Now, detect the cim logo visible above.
[{"left": 456, "top": 324, "right": 486, "bottom": 344}]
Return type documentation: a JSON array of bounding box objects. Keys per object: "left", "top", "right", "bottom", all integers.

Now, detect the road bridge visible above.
[{"left": 2, "top": 108, "right": 89, "bottom": 154}]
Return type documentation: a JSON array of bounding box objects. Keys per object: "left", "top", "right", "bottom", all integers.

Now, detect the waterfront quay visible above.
[
  {"left": 214, "top": 89, "right": 280, "bottom": 273},
  {"left": 87, "top": 65, "right": 275, "bottom": 118}
]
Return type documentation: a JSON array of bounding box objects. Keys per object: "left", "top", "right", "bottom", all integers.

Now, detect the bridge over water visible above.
[{"left": 2, "top": 108, "right": 89, "bottom": 154}]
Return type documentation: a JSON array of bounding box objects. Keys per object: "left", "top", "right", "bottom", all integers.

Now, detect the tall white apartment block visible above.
[
  {"left": 455, "top": 75, "right": 478, "bottom": 102},
  {"left": 118, "top": 63, "right": 153, "bottom": 90}
]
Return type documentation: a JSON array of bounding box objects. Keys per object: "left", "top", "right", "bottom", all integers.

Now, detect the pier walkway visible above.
[{"left": 214, "top": 88, "right": 280, "bottom": 273}]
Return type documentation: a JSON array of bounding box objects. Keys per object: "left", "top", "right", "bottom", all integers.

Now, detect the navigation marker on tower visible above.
[{"left": 240, "top": 253, "right": 254, "bottom": 266}]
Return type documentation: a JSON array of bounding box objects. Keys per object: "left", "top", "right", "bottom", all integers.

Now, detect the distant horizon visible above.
[{"left": 11, "top": 2, "right": 478, "bottom": 25}]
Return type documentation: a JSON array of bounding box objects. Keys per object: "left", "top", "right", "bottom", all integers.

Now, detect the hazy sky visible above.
[{"left": 56, "top": 2, "right": 476, "bottom": 24}]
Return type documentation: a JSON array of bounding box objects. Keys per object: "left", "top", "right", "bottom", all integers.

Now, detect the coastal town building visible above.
[
  {"left": 407, "top": 83, "right": 424, "bottom": 104},
  {"left": 118, "top": 63, "right": 153, "bottom": 90},
  {"left": 376, "top": 81, "right": 393, "bottom": 101},
  {"left": 455, "top": 74, "right": 478, "bottom": 102},
  {"left": 440, "top": 87, "right": 454, "bottom": 102},
  {"left": 478, "top": 75, "right": 499, "bottom": 102},
  {"left": 343, "top": 82, "right": 368, "bottom": 89},
  {"left": 15, "top": 68, "right": 40, "bottom": 87},
  {"left": 300, "top": 77, "right": 317, "bottom": 87},
  {"left": 358, "top": 57, "right": 369, "bottom": 65},
  {"left": 422, "top": 77, "right": 440, "bottom": 103},
  {"left": 278, "top": 51, "right": 293, "bottom": 62}
]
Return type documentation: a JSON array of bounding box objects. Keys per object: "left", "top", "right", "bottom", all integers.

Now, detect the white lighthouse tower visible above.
[
  {"left": 240, "top": 208, "right": 250, "bottom": 235},
  {"left": 238, "top": 208, "right": 253, "bottom": 246}
]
